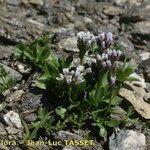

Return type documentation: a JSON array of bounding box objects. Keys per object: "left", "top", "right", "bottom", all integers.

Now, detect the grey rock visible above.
[
  {"left": 117, "top": 36, "right": 134, "bottom": 57},
  {"left": 103, "top": 5, "right": 125, "bottom": 16},
  {"left": 5, "top": 90, "right": 25, "bottom": 103},
  {"left": 53, "top": 131, "right": 84, "bottom": 141},
  {"left": 3, "top": 111, "right": 22, "bottom": 128},
  {"left": 24, "top": 113, "right": 37, "bottom": 123},
  {"left": 18, "top": 93, "right": 42, "bottom": 112},
  {"left": 139, "top": 58, "right": 150, "bottom": 82},
  {"left": 6, "top": 0, "right": 20, "bottom": 6},
  {"left": 5, "top": 126, "right": 19, "bottom": 135},
  {"left": 0, "top": 123, "right": 7, "bottom": 137},
  {"left": 58, "top": 37, "right": 78, "bottom": 52},
  {"left": 0, "top": 45, "right": 15, "bottom": 59},
  {"left": 109, "top": 130, "right": 146, "bottom": 150},
  {"left": 15, "top": 62, "right": 32, "bottom": 74},
  {"left": 0, "top": 16, "right": 46, "bottom": 43},
  {"left": 113, "top": 0, "right": 142, "bottom": 7},
  {"left": 29, "top": 0, "right": 43, "bottom": 6},
  {"left": 144, "top": 92, "right": 150, "bottom": 102},
  {"left": 0, "top": 63, "right": 22, "bottom": 81},
  {"left": 63, "top": 146, "right": 80, "bottom": 150},
  {"left": 132, "top": 21, "right": 150, "bottom": 40},
  {"left": 139, "top": 52, "right": 150, "bottom": 61}
]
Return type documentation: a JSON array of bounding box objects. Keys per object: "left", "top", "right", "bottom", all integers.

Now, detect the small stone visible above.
[
  {"left": 29, "top": 0, "right": 43, "bottom": 6},
  {"left": 0, "top": 123, "right": 7, "bottom": 137},
  {"left": 58, "top": 37, "right": 78, "bottom": 52},
  {"left": 5, "top": 126, "right": 19, "bottom": 135},
  {"left": 103, "top": 5, "right": 125, "bottom": 16},
  {"left": 53, "top": 131, "right": 83, "bottom": 141},
  {"left": 144, "top": 92, "right": 150, "bottom": 102},
  {"left": 6, "top": 0, "right": 20, "bottom": 6},
  {"left": 3, "top": 111, "right": 22, "bottom": 128},
  {"left": 16, "top": 62, "right": 32, "bottom": 74},
  {"left": 63, "top": 146, "right": 80, "bottom": 150},
  {"left": 5, "top": 90, "right": 25, "bottom": 103},
  {"left": 27, "top": 19, "right": 44, "bottom": 28},
  {"left": 24, "top": 113, "right": 37, "bottom": 123},
  {"left": 109, "top": 130, "right": 146, "bottom": 150},
  {"left": 139, "top": 52, "right": 150, "bottom": 61},
  {"left": 0, "top": 63, "right": 22, "bottom": 81},
  {"left": 133, "top": 21, "right": 150, "bottom": 39}
]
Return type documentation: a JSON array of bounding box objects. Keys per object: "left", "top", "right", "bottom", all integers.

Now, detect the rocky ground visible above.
[{"left": 0, "top": 0, "right": 150, "bottom": 150}]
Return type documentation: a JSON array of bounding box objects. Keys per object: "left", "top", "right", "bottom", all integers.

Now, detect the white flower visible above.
[
  {"left": 56, "top": 73, "right": 64, "bottom": 81},
  {"left": 66, "top": 75, "right": 72, "bottom": 84},
  {"left": 63, "top": 68, "right": 69, "bottom": 76},
  {"left": 117, "top": 50, "right": 122, "bottom": 57}
]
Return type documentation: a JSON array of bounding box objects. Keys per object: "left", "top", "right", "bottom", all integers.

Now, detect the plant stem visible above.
[
  {"left": 102, "top": 90, "right": 113, "bottom": 125},
  {"left": 95, "top": 75, "right": 101, "bottom": 101}
]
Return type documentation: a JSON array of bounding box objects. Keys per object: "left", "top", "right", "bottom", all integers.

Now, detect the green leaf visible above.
[
  {"left": 99, "top": 126, "right": 107, "bottom": 138},
  {"left": 67, "top": 102, "right": 80, "bottom": 110},
  {"left": 55, "top": 107, "right": 67, "bottom": 119},
  {"left": 116, "top": 63, "right": 133, "bottom": 82},
  {"left": 30, "top": 112, "right": 50, "bottom": 139},
  {"left": 105, "top": 120, "right": 120, "bottom": 127},
  {"left": 91, "top": 109, "right": 106, "bottom": 122},
  {"left": 89, "top": 90, "right": 98, "bottom": 106},
  {"left": 104, "top": 96, "right": 122, "bottom": 106}
]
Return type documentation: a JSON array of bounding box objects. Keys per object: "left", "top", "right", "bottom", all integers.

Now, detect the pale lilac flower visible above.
[
  {"left": 96, "top": 32, "right": 113, "bottom": 50},
  {"left": 110, "top": 76, "right": 116, "bottom": 86}
]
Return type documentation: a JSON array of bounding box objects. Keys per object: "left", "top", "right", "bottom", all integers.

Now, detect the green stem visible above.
[
  {"left": 95, "top": 76, "right": 101, "bottom": 100},
  {"left": 102, "top": 90, "right": 114, "bottom": 125}
]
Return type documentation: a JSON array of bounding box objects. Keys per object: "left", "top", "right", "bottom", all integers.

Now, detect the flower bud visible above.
[
  {"left": 102, "top": 61, "right": 107, "bottom": 68},
  {"left": 106, "top": 60, "right": 112, "bottom": 68},
  {"left": 110, "top": 76, "right": 116, "bottom": 86}
]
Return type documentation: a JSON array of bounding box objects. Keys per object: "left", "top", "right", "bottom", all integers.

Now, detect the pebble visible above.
[
  {"left": 29, "top": 0, "right": 43, "bottom": 6},
  {"left": 3, "top": 111, "right": 22, "bottom": 129},
  {"left": 109, "top": 130, "right": 146, "bottom": 150},
  {"left": 139, "top": 52, "right": 150, "bottom": 61},
  {"left": 0, "top": 63, "right": 22, "bottom": 82},
  {"left": 6, "top": 0, "right": 20, "bottom": 6}
]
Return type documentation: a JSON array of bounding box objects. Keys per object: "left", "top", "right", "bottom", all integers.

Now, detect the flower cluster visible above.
[
  {"left": 95, "top": 32, "right": 113, "bottom": 50},
  {"left": 56, "top": 65, "right": 85, "bottom": 84},
  {"left": 77, "top": 31, "right": 95, "bottom": 51},
  {"left": 96, "top": 49, "right": 123, "bottom": 86}
]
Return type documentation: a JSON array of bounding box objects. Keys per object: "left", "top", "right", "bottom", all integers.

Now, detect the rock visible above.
[
  {"left": 0, "top": 45, "right": 15, "bottom": 59},
  {"left": 24, "top": 113, "right": 37, "bottom": 123},
  {"left": 132, "top": 21, "right": 150, "bottom": 40},
  {"left": 5, "top": 126, "right": 19, "bottom": 135},
  {"left": 139, "top": 58, "right": 150, "bottom": 82},
  {"left": 109, "top": 130, "right": 146, "bottom": 150},
  {"left": 0, "top": 123, "right": 7, "bottom": 137},
  {"left": 144, "top": 92, "right": 150, "bottom": 102},
  {"left": 0, "top": 63, "right": 22, "bottom": 81},
  {"left": 139, "top": 52, "right": 150, "bottom": 61},
  {"left": 63, "top": 146, "right": 80, "bottom": 150},
  {"left": 117, "top": 36, "right": 134, "bottom": 57},
  {"left": 113, "top": 0, "right": 143, "bottom": 7},
  {"left": 3, "top": 111, "right": 22, "bottom": 128},
  {"left": 6, "top": 0, "right": 20, "bottom": 6},
  {"left": 27, "top": 19, "right": 44, "bottom": 28},
  {"left": 29, "top": 0, "right": 43, "bottom": 6},
  {"left": 18, "top": 93, "right": 42, "bottom": 113},
  {"left": 119, "top": 74, "right": 150, "bottom": 119},
  {"left": 53, "top": 131, "right": 84, "bottom": 141},
  {"left": 58, "top": 37, "right": 79, "bottom": 52},
  {"left": 5, "top": 90, "right": 25, "bottom": 103},
  {"left": 0, "top": 16, "right": 46, "bottom": 43},
  {"left": 129, "top": 73, "right": 146, "bottom": 88},
  {"left": 15, "top": 62, "right": 32, "bottom": 74},
  {"left": 103, "top": 5, "right": 125, "bottom": 16}
]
